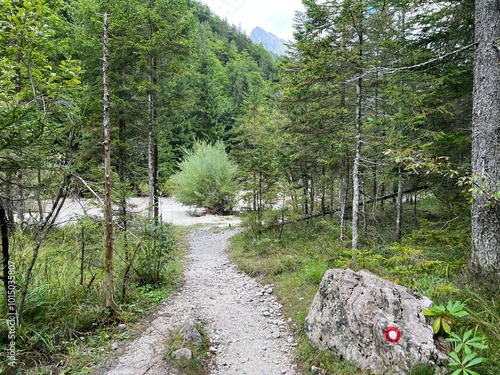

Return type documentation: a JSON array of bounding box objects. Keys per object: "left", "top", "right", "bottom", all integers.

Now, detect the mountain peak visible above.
[{"left": 250, "top": 27, "right": 287, "bottom": 56}]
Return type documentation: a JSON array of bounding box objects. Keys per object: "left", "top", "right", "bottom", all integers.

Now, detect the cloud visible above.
[{"left": 200, "top": 0, "right": 304, "bottom": 41}]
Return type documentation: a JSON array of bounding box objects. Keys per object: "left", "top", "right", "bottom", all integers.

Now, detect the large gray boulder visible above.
[{"left": 304, "top": 269, "right": 446, "bottom": 374}]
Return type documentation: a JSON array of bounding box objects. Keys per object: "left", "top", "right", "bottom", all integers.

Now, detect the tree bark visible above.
[
  {"left": 102, "top": 13, "right": 115, "bottom": 312},
  {"left": 471, "top": 0, "right": 500, "bottom": 270},
  {"left": 118, "top": 117, "right": 127, "bottom": 230},
  {"left": 396, "top": 164, "right": 403, "bottom": 242},
  {"left": 352, "top": 58, "right": 363, "bottom": 249},
  {"left": 148, "top": 74, "right": 157, "bottom": 220},
  {"left": 1, "top": 205, "right": 10, "bottom": 306},
  {"left": 147, "top": 1, "right": 159, "bottom": 222},
  {"left": 339, "top": 174, "right": 348, "bottom": 244}
]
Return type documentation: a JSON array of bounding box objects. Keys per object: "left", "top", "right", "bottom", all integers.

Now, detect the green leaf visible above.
[
  {"left": 468, "top": 337, "right": 488, "bottom": 350},
  {"left": 463, "top": 351, "right": 478, "bottom": 363},
  {"left": 449, "top": 351, "right": 461, "bottom": 363},
  {"left": 470, "top": 342, "right": 488, "bottom": 350},
  {"left": 422, "top": 308, "right": 436, "bottom": 316},
  {"left": 465, "top": 357, "right": 483, "bottom": 368},
  {"left": 450, "top": 370, "right": 462, "bottom": 375},
  {"left": 464, "top": 370, "right": 481, "bottom": 375},
  {"left": 462, "top": 330, "right": 472, "bottom": 341},
  {"left": 446, "top": 300, "right": 454, "bottom": 311},
  {"left": 432, "top": 317, "right": 442, "bottom": 334},
  {"left": 442, "top": 319, "right": 451, "bottom": 335},
  {"left": 453, "top": 310, "right": 469, "bottom": 317}
]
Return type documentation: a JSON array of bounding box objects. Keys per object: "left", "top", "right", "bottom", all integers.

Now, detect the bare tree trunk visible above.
[
  {"left": 396, "top": 164, "right": 403, "bottom": 242},
  {"left": 147, "top": 3, "right": 159, "bottom": 222},
  {"left": 352, "top": 69, "right": 363, "bottom": 249},
  {"left": 361, "top": 173, "right": 367, "bottom": 234},
  {"left": 153, "top": 141, "right": 159, "bottom": 220},
  {"left": 339, "top": 174, "right": 348, "bottom": 244},
  {"left": 303, "top": 177, "right": 309, "bottom": 216},
  {"left": 258, "top": 170, "right": 263, "bottom": 219},
  {"left": 102, "top": 13, "right": 115, "bottom": 313},
  {"left": 118, "top": 117, "right": 130, "bottom": 299},
  {"left": 5, "top": 172, "right": 14, "bottom": 224},
  {"left": 80, "top": 224, "right": 85, "bottom": 289},
  {"left": 310, "top": 175, "right": 315, "bottom": 215},
  {"left": 1, "top": 205, "right": 11, "bottom": 307},
  {"left": 36, "top": 166, "right": 43, "bottom": 222},
  {"left": 148, "top": 83, "right": 156, "bottom": 219},
  {"left": 413, "top": 190, "right": 418, "bottom": 227},
  {"left": 118, "top": 118, "right": 128, "bottom": 231},
  {"left": 18, "top": 176, "right": 68, "bottom": 324},
  {"left": 471, "top": 0, "right": 500, "bottom": 270},
  {"left": 147, "top": 74, "right": 159, "bottom": 222},
  {"left": 16, "top": 169, "right": 24, "bottom": 224},
  {"left": 321, "top": 166, "right": 326, "bottom": 216},
  {"left": 148, "top": 90, "right": 155, "bottom": 218},
  {"left": 351, "top": 4, "right": 364, "bottom": 249}
]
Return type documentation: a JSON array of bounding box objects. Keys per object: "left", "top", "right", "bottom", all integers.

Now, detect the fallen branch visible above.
[
  {"left": 349, "top": 43, "right": 477, "bottom": 82},
  {"left": 270, "top": 185, "right": 429, "bottom": 227},
  {"left": 71, "top": 173, "right": 104, "bottom": 206}
]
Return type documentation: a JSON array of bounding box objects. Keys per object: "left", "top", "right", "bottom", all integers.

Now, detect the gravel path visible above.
[{"left": 96, "top": 227, "right": 298, "bottom": 375}]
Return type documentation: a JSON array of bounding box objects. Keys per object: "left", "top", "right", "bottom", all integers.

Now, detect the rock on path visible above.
[{"left": 96, "top": 228, "right": 298, "bottom": 375}]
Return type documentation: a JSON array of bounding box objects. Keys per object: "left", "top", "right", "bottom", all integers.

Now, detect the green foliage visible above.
[
  {"left": 423, "top": 301, "right": 468, "bottom": 335},
  {"left": 409, "top": 363, "right": 436, "bottom": 375},
  {"left": 384, "top": 244, "right": 446, "bottom": 288},
  {"left": 172, "top": 141, "right": 239, "bottom": 214},
  {"left": 0, "top": 219, "right": 185, "bottom": 374},
  {"left": 230, "top": 216, "right": 499, "bottom": 374},
  {"left": 447, "top": 330, "right": 488, "bottom": 375},
  {"left": 135, "top": 219, "right": 177, "bottom": 286}
]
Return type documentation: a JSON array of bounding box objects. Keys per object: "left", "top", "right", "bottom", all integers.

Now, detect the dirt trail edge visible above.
[{"left": 96, "top": 227, "right": 298, "bottom": 375}]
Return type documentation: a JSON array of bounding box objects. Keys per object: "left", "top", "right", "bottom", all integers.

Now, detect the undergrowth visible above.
[
  {"left": 229, "top": 199, "right": 499, "bottom": 375},
  {"left": 0, "top": 218, "right": 187, "bottom": 375}
]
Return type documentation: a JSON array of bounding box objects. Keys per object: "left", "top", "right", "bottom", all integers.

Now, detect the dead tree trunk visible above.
[
  {"left": 102, "top": 13, "right": 115, "bottom": 313},
  {"left": 396, "top": 164, "right": 403, "bottom": 242},
  {"left": 1, "top": 205, "right": 11, "bottom": 307},
  {"left": 352, "top": 50, "right": 363, "bottom": 249},
  {"left": 147, "top": 2, "right": 159, "bottom": 222}
]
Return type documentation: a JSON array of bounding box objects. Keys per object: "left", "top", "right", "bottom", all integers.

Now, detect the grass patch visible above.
[
  {"left": 165, "top": 321, "right": 211, "bottom": 375},
  {"left": 0, "top": 220, "right": 189, "bottom": 375}
]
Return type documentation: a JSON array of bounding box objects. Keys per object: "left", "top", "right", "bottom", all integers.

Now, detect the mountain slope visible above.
[{"left": 250, "top": 26, "right": 287, "bottom": 56}]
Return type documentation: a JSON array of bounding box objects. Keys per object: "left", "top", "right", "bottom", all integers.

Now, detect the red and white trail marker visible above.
[{"left": 385, "top": 326, "right": 401, "bottom": 343}]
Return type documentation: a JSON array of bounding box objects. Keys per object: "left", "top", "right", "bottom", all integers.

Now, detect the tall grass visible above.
[{"left": 0, "top": 218, "right": 184, "bottom": 374}]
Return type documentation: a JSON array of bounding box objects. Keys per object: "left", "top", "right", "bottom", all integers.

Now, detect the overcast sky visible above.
[{"left": 200, "top": 0, "right": 305, "bottom": 41}]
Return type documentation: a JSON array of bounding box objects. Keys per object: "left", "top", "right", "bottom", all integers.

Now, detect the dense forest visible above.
[{"left": 0, "top": 0, "right": 499, "bottom": 374}]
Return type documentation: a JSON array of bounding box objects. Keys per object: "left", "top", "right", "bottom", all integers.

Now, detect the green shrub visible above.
[
  {"left": 134, "top": 219, "right": 178, "bottom": 287},
  {"left": 171, "top": 140, "right": 239, "bottom": 214}
]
